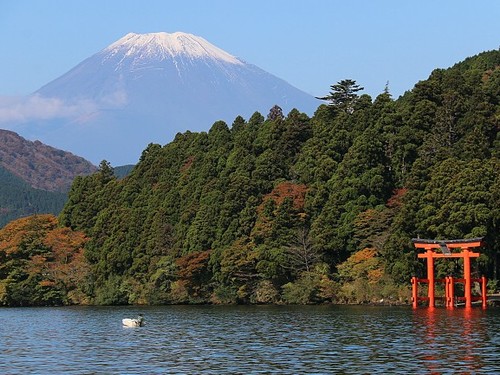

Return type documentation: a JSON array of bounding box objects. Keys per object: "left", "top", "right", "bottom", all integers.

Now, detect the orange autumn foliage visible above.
[
  {"left": 176, "top": 250, "right": 212, "bottom": 280},
  {"left": 0, "top": 214, "right": 90, "bottom": 305},
  {"left": 258, "top": 182, "right": 308, "bottom": 213},
  {"left": 0, "top": 214, "right": 58, "bottom": 255},
  {"left": 337, "top": 248, "right": 384, "bottom": 283},
  {"left": 386, "top": 188, "right": 407, "bottom": 208},
  {"left": 43, "top": 227, "right": 88, "bottom": 264},
  {"left": 252, "top": 182, "right": 308, "bottom": 240}
]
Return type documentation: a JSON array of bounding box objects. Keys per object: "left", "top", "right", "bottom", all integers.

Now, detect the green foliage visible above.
[
  {"left": 0, "top": 166, "right": 67, "bottom": 228},
  {"left": 24, "top": 49, "right": 496, "bottom": 305},
  {"left": 316, "top": 79, "right": 364, "bottom": 114},
  {"left": 282, "top": 265, "right": 337, "bottom": 304}
]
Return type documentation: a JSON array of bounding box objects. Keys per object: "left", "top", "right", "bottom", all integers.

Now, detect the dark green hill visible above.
[
  {"left": 0, "top": 166, "right": 67, "bottom": 227},
  {"left": 114, "top": 164, "right": 135, "bottom": 179}
]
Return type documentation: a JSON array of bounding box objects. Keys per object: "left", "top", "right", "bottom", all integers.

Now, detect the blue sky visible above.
[{"left": 1, "top": 0, "right": 499, "bottom": 99}]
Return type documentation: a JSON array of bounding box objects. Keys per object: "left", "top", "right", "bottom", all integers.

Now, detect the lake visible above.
[{"left": 0, "top": 305, "right": 498, "bottom": 374}]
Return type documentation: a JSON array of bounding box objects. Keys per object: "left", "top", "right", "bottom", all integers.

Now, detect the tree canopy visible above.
[
  {"left": 1, "top": 49, "right": 499, "bottom": 306},
  {"left": 316, "top": 79, "right": 364, "bottom": 113}
]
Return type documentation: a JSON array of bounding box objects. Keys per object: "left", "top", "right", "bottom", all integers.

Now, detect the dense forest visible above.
[
  {"left": 0, "top": 166, "right": 67, "bottom": 228},
  {"left": 1, "top": 50, "right": 499, "bottom": 306}
]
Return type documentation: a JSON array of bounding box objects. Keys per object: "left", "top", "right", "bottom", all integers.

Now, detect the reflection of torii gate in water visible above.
[{"left": 411, "top": 238, "right": 487, "bottom": 309}]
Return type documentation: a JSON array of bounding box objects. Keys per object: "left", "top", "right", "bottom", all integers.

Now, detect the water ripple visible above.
[{"left": 0, "top": 305, "right": 499, "bottom": 374}]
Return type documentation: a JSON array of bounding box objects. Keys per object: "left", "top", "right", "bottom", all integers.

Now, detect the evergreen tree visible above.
[{"left": 316, "top": 79, "right": 364, "bottom": 113}]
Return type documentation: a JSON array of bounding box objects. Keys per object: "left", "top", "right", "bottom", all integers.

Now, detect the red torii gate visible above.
[{"left": 411, "top": 238, "right": 487, "bottom": 309}]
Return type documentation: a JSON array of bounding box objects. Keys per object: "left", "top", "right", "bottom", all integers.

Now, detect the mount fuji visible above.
[{"left": 4, "top": 32, "right": 318, "bottom": 165}]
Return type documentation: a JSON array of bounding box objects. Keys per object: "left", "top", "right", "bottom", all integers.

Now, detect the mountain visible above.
[
  {"left": 8, "top": 32, "right": 319, "bottom": 165},
  {"left": 0, "top": 130, "right": 97, "bottom": 227}
]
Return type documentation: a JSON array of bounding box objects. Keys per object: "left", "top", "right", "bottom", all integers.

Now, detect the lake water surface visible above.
[{"left": 0, "top": 305, "right": 498, "bottom": 374}]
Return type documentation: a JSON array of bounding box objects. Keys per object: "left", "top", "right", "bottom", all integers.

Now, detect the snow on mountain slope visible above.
[
  {"left": 105, "top": 32, "right": 244, "bottom": 65},
  {"left": 6, "top": 32, "right": 319, "bottom": 165}
]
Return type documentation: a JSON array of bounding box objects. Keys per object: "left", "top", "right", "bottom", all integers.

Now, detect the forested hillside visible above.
[
  {"left": 1, "top": 50, "right": 499, "bottom": 306},
  {"left": 0, "top": 166, "right": 67, "bottom": 228},
  {"left": 0, "top": 130, "right": 97, "bottom": 192},
  {"left": 0, "top": 130, "right": 97, "bottom": 227}
]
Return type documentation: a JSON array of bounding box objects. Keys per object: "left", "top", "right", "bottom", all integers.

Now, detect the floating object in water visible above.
[{"left": 122, "top": 314, "right": 144, "bottom": 327}]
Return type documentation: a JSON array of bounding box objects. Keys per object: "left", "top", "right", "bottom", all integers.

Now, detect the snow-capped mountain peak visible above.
[
  {"left": 104, "top": 32, "right": 243, "bottom": 65},
  {"left": 20, "top": 31, "right": 317, "bottom": 165}
]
